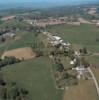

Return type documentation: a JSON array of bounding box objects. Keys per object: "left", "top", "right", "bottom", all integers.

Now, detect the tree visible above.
[
  {"left": 0, "top": 56, "right": 21, "bottom": 68},
  {"left": 0, "top": 86, "right": 7, "bottom": 100},
  {"left": 73, "top": 57, "right": 80, "bottom": 67},
  {"left": 54, "top": 62, "right": 64, "bottom": 72},
  {"left": 81, "top": 57, "right": 90, "bottom": 68},
  {"left": 1, "top": 37, "right": 6, "bottom": 42},
  {"left": 83, "top": 47, "right": 88, "bottom": 54}
]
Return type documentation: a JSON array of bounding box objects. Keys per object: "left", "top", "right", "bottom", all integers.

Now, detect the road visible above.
[{"left": 88, "top": 67, "right": 99, "bottom": 97}]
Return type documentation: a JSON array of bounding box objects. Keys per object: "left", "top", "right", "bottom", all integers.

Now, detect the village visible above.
[
  {"left": 42, "top": 31, "right": 99, "bottom": 94},
  {"left": 0, "top": 5, "right": 99, "bottom": 100}
]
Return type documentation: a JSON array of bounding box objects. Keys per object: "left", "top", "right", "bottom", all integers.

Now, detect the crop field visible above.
[
  {"left": 47, "top": 24, "right": 99, "bottom": 52},
  {"left": 2, "top": 57, "right": 63, "bottom": 100},
  {"left": 64, "top": 80, "right": 98, "bottom": 100},
  {"left": 2, "top": 47, "right": 35, "bottom": 60}
]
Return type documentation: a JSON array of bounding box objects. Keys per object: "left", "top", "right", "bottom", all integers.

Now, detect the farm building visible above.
[
  {"left": 2, "top": 32, "right": 16, "bottom": 39},
  {"left": 67, "top": 22, "right": 81, "bottom": 26},
  {"left": 62, "top": 42, "right": 71, "bottom": 47},
  {"left": 74, "top": 51, "right": 80, "bottom": 57},
  {"left": 72, "top": 65, "right": 89, "bottom": 79},
  {"left": 70, "top": 58, "right": 76, "bottom": 65},
  {"left": 46, "top": 33, "right": 71, "bottom": 49},
  {"left": 96, "top": 22, "right": 99, "bottom": 27},
  {"left": 47, "top": 35, "right": 62, "bottom": 46}
]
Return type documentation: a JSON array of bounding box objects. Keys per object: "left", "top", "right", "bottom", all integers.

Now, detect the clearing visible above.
[{"left": 2, "top": 47, "right": 35, "bottom": 60}]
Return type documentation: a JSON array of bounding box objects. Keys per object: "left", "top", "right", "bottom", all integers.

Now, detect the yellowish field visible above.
[
  {"left": 91, "top": 67, "right": 99, "bottom": 84},
  {"left": 2, "top": 47, "right": 36, "bottom": 60},
  {"left": 64, "top": 80, "right": 98, "bottom": 100},
  {"left": 87, "top": 56, "right": 99, "bottom": 84}
]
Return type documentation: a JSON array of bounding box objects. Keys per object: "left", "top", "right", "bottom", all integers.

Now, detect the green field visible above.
[
  {"left": 0, "top": 30, "right": 37, "bottom": 53},
  {"left": 0, "top": 23, "right": 99, "bottom": 100},
  {"left": 47, "top": 24, "right": 99, "bottom": 52},
  {"left": 2, "top": 57, "right": 63, "bottom": 100}
]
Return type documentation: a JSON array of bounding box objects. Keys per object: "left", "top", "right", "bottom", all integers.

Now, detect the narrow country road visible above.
[{"left": 88, "top": 67, "right": 99, "bottom": 97}]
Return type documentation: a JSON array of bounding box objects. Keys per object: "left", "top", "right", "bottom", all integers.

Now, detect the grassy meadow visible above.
[
  {"left": 2, "top": 57, "right": 63, "bottom": 100},
  {"left": 47, "top": 24, "right": 99, "bottom": 52}
]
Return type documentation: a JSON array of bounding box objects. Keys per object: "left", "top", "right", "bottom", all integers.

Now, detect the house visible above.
[
  {"left": 70, "top": 61, "right": 75, "bottom": 65},
  {"left": 72, "top": 65, "right": 88, "bottom": 79},
  {"left": 75, "top": 51, "right": 80, "bottom": 57},
  {"left": 1, "top": 16, "right": 15, "bottom": 21},
  {"left": 67, "top": 22, "right": 81, "bottom": 26},
  {"left": 62, "top": 42, "right": 71, "bottom": 47},
  {"left": 52, "top": 36, "right": 61, "bottom": 41},
  {"left": 50, "top": 41, "right": 60, "bottom": 46},
  {"left": 47, "top": 35, "right": 62, "bottom": 46},
  {"left": 3, "top": 32, "right": 16, "bottom": 39},
  {"left": 96, "top": 22, "right": 99, "bottom": 27},
  {"left": 24, "top": 19, "right": 33, "bottom": 25},
  {"left": 70, "top": 58, "right": 76, "bottom": 65}
]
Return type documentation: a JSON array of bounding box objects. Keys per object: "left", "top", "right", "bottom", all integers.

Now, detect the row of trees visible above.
[
  {"left": 0, "top": 56, "right": 21, "bottom": 68},
  {"left": 31, "top": 40, "right": 45, "bottom": 57},
  {"left": 79, "top": 47, "right": 88, "bottom": 55}
]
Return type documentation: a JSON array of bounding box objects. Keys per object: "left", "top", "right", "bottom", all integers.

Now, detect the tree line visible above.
[{"left": 0, "top": 56, "right": 21, "bottom": 69}]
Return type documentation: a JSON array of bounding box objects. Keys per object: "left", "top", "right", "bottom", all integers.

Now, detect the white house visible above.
[
  {"left": 70, "top": 61, "right": 75, "bottom": 65},
  {"left": 52, "top": 36, "right": 61, "bottom": 41},
  {"left": 47, "top": 35, "right": 63, "bottom": 46},
  {"left": 50, "top": 41, "right": 60, "bottom": 46},
  {"left": 75, "top": 51, "right": 80, "bottom": 57},
  {"left": 61, "top": 42, "right": 71, "bottom": 47},
  {"left": 72, "top": 65, "right": 88, "bottom": 79},
  {"left": 3, "top": 32, "right": 16, "bottom": 38},
  {"left": 96, "top": 22, "right": 99, "bottom": 27},
  {"left": 70, "top": 58, "right": 76, "bottom": 65}
]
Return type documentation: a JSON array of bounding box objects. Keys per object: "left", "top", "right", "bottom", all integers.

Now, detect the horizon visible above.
[
  {"left": 0, "top": 0, "right": 99, "bottom": 4},
  {"left": 0, "top": 0, "right": 99, "bottom": 10}
]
